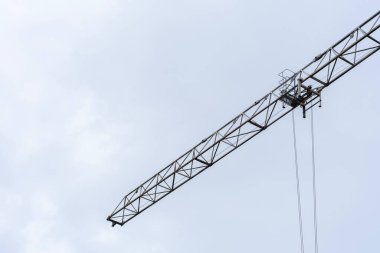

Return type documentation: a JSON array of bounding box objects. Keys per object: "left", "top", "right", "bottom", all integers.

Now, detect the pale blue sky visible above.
[{"left": 1, "top": 1, "right": 380, "bottom": 253}]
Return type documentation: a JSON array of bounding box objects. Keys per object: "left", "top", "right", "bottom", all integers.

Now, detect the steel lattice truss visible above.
[{"left": 107, "top": 10, "right": 380, "bottom": 226}]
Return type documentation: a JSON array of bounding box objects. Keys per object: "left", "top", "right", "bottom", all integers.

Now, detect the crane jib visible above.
[{"left": 107, "top": 10, "right": 380, "bottom": 227}]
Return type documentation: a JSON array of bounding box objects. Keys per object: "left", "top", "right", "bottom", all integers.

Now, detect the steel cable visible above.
[
  {"left": 311, "top": 107, "right": 319, "bottom": 253},
  {"left": 292, "top": 110, "right": 305, "bottom": 253}
]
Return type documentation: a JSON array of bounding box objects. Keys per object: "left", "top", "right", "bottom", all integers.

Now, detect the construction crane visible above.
[{"left": 107, "top": 10, "right": 380, "bottom": 227}]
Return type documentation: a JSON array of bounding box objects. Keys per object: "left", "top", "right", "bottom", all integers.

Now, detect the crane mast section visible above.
[{"left": 108, "top": 11, "right": 380, "bottom": 226}]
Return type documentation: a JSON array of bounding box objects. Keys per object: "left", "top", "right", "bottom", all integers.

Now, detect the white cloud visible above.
[
  {"left": 22, "top": 219, "right": 75, "bottom": 253},
  {"left": 0, "top": 1, "right": 379, "bottom": 253}
]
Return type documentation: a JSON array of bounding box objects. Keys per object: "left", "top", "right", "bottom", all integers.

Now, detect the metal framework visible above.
[{"left": 107, "top": 10, "right": 380, "bottom": 226}]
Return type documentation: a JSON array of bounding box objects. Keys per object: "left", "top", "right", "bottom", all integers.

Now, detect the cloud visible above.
[
  {"left": 1, "top": 1, "right": 380, "bottom": 253},
  {"left": 21, "top": 193, "right": 75, "bottom": 253}
]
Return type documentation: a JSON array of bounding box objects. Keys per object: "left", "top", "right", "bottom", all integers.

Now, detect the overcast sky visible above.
[{"left": 1, "top": 1, "right": 380, "bottom": 253}]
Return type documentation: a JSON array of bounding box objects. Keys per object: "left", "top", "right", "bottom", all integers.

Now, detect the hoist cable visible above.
[
  {"left": 311, "top": 107, "right": 319, "bottom": 253},
  {"left": 292, "top": 110, "right": 305, "bottom": 253}
]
